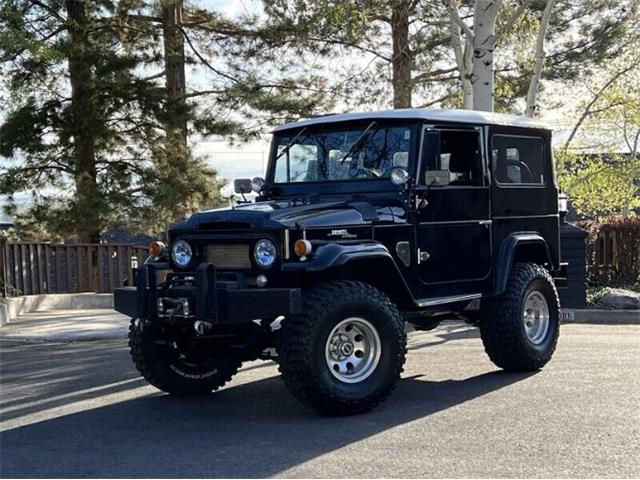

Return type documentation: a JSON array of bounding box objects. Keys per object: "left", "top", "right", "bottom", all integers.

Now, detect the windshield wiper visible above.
[
  {"left": 274, "top": 126, "right": 309, "bottom": 162},
  {"left": 339, "top": 121, "right": 377, "bottom": 163}
]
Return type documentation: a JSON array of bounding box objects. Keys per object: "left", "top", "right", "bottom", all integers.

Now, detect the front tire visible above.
[
  {"left": 128, "top": 320, "right": 242, "bottom": 396},
  {"left": 278, "top": 281, "right": 407, "bottom": 415},
  {"left": 480, "top": 263, "right": 560, "bottom": 372}
]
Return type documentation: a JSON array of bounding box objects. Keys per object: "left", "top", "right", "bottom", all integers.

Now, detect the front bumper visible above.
[{"left": 114, "top": 262, "right": 302, "bottom": 324}]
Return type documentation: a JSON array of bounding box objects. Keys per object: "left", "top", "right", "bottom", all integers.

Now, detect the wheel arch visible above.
[
  {"left": 495, "top": 233, "right": 555, "bottom": 295},
  {"left": 285, "top": 242, "right": 415, "bottom": 309}
]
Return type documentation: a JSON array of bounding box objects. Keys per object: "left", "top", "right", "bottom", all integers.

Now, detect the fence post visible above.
[{"left": 0, "top": 238, "right": 7, "bottom": 298}]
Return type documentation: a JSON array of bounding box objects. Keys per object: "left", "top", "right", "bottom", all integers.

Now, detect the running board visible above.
[{"left": 415, "top": 293, "right": 482, "bottom": 308}]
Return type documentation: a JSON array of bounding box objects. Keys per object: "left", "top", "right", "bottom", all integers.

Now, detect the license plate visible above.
[{"left": 560, "top": 310, "right": 575, "bottom": 322}]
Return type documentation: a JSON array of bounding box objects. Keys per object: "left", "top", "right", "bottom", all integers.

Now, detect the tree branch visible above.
[
  {"left": 496, "top": 0, "right": 530, "bottom": 40},
  {"left": 180, "top": 27, "right": 239, "bottom": 83},
  {"left": 445, "top": 0, "right": 474, "bottom": 40},
  {"left": 564, "top": 57, "right": 640, "bottom": 150}
]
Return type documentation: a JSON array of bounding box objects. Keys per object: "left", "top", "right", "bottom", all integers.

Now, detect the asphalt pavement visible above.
[{"left": 1, "top": 322, "right": 639, "bottom": 478}]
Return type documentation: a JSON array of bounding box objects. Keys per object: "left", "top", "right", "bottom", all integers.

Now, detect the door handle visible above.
[{"left": 478, "top": 220, "right": 492, "bottom": 226}]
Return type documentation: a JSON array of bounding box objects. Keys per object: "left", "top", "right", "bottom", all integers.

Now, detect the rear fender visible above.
[{"left": 496, "top": 233, "right": 555, "bottom": 295}]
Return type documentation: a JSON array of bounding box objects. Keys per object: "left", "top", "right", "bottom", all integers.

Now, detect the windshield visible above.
[{"left": 271, "top": 124, "right": 412, "bottom": 184}]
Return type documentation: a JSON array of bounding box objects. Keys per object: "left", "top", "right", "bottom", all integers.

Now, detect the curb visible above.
[
  {"left": 0, "top": 332, "right": 128, "bottom": 344},
  {"left": 561, "top": 309, "right": 640, "bottom": 325},
  {"left": 0, "top": 293, "right": 114, "bottom": 326}
]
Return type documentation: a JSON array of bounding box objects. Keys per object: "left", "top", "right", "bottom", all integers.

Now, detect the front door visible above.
[{"left": 415, "top": 126, "right": 492, "bottom": 299}]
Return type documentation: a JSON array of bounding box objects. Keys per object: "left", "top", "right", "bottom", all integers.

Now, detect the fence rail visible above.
[{"left": 0, "top": 239, "right": 148, "bottom": 296}]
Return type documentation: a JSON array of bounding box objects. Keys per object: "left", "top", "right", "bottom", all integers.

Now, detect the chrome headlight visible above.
[
  {"left": 254, "top": 239, "right": 276, "bottom": 268},
  {"left": 171, "top": 240, "right": 193, "bottom": 267}
]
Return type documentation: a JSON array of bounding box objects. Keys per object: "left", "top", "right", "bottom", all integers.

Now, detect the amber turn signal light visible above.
[
  {"left": 148, "top": 241, "right": 166, "bottom": 257},
  {"left": 294, "top": 239, "right": 312, "bottom": 258}
]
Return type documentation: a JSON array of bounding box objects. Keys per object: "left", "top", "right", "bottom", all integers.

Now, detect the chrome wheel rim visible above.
[
  {"left": 325, "top": 317, "right": 381, "bottom": 384},
  {"left": 523, "top": 291, "right": 550, "bottom": 345}
]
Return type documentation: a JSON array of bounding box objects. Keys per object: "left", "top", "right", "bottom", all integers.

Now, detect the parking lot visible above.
[{"left": 1, "top": 322, "right": 639, "bottom": 478}]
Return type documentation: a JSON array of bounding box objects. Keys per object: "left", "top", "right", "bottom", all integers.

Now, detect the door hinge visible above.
[{"left": 417, "top": 249, "right": 430, "bottom": 264}]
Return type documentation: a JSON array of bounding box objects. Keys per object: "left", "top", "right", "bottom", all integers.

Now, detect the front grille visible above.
[{"left": 206, "top": 244, "right": 251, "bottom": 270}]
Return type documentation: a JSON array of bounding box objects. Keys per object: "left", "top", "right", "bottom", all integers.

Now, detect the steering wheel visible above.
[{"left": 518, "top": 161, "right": 534, "bottom": 183}]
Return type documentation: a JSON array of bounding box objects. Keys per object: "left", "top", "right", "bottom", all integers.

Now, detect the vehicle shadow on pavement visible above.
[
  {"left": 1, "top": 355, "right": 535, "bottom": 478},
  {"left": 0, "top": 341, "right": 145, "bottom": 419},
  {"left": 407, "top": 323, "right": 480, "bottom": 351}
]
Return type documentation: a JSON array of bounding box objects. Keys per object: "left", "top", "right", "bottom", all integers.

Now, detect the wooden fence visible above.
[
  {"left": 0, "top": 239, "right": 148, "bottom": 296},
  {"left": 592, "top": 228, "right": 639, "bottom": 282},
  {"left": 576, "top": 218, "right": 640, "bottom": 284}
]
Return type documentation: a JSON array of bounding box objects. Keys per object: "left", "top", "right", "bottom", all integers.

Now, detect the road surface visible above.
[{"left": 1, "top": 322, "right": 638, "bottom": 478}]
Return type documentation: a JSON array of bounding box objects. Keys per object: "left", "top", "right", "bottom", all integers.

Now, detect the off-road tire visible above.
[
  {"left": 480, "top": 262, "right": 560, "bottom": 372},
  {"left": 128, "top": 320, "right": 242, "bottom": 396},
  {"left": 278, "top": 281, "right": 406, "bottom": 415}
]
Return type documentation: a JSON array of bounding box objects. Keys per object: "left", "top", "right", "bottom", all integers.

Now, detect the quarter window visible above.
[{"left": 492, "top": 135, "right": 545, "bottom": 185}]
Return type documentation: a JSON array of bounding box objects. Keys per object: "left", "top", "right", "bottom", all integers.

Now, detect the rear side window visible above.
[{"left": 492, "top": 135, "right": 545, "bottom": 185}]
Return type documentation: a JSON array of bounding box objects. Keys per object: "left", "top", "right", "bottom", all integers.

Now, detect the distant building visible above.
[{"left": 0, "top": 206, "right": 14, "bottom": 231}]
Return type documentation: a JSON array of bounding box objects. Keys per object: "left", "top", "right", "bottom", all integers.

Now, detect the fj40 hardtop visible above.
[{"left": 115, "top": 108, "right": 565, "bottom": 415}]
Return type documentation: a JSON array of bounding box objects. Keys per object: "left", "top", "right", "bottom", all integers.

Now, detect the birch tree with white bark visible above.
[
  {"left": 443, "top": 0, "right": 632, "bottom": 115},
  {"left": 445, "top": 0, "right": 553, "bottom": 112}
]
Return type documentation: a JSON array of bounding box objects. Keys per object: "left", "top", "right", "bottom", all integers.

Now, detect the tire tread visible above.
[
  {"left": 480, "top": 263, "right": 560, "bottom": 372},
  {"left": 279, "top": 280, "right": 406, "bottom": 415}
]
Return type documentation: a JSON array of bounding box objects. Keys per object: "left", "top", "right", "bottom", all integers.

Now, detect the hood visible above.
[{"left": 172, "top": 199, "right": 407, "bottom": 232}]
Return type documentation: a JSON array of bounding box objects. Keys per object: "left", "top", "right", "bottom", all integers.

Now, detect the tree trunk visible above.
[
  {"left": 161, "top": 0, "right": 191, "bottom": 218},
  {"left": 471, "top": 0, "right": 502, "bottom": 112},
  {"left": 161, "top": 0, "right": 187, "bottom": 153},
  {"left": 449, "top": 19, "right": 474, "bottom": 109},
  {"left": 391, "top": 2, "right": 412, "bottom": 109},
  {"left": 525, "top": 0, "right": 555, "bottom": 117},
  {"left": 65, "top": 0, "right": 100, "bottom": 243}
]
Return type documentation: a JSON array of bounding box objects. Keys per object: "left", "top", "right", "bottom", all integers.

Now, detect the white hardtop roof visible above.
[{"left": 273, "top": 108, "right": 549, "bottom": 132}]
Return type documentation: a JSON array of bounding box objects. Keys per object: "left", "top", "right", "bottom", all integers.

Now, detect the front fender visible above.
[
  {"left": 282, "top": 242, "right": 416, "bottom": 308},
  {"left": 282, "top": 242, "right": 394, "bottom": 272}
]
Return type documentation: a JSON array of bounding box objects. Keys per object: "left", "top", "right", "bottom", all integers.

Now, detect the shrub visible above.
[{"left": 556, "top": 152, "right": 640, "bottom": 220}]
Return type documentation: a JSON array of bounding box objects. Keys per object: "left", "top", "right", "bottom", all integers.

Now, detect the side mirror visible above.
[
  {"left": 234, "top": 179, "right": 253, "bottom": 194},
  {"left": 424, "top": 170, "right": 450, "bottom": 187}
]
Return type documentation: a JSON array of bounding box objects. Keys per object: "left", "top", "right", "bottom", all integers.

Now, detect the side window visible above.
[
  {"left": 492, "top": 135, "right": 545, "bottom": 185},
  {"left": 423, "top": 129, "right": 483, "bottom": 186}
]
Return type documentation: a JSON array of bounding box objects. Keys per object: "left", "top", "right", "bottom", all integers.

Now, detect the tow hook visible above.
[{"left": 193, "top": 320, "right": 213, "bottom": 335}]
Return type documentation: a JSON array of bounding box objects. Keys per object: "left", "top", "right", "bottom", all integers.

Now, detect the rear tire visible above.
[
  {"left": 128, "top": 320, "right": 242, "bottom": 396},
  {"left": 278, "top": 281, "right": 407, "bottom": 415},
  {"left": 480, "top": 263, "right": 560, "bottom": 372}
]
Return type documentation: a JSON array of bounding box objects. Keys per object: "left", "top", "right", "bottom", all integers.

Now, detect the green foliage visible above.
[{"left": 556, "top": 151, "right": 640, "bottom": 220}]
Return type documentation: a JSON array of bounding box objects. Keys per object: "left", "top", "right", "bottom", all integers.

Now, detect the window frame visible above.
[
  {"left": 417, "top": 125, "right": 488, "bottom": 189},
  {"left": 491, "top": 133, "right": 547, "bottom": 188}
]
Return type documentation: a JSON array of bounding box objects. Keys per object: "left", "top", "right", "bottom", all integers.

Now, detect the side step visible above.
[{"left": 415, "top": 293, "right": 482, "bottom": 308}]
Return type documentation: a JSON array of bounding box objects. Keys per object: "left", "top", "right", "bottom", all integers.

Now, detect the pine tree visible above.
[{"left": 259, "top": 0, "right": 455, "bottom": 110}]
